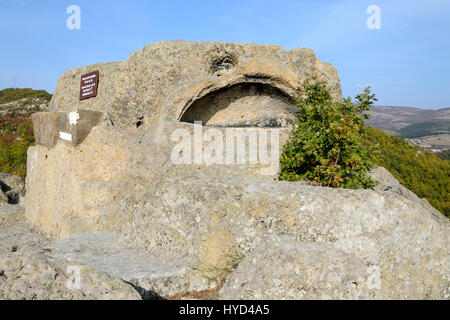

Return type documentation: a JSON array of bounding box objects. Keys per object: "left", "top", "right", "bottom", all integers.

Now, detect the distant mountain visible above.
[{"left": 365, "top": 106, "right": 450, "bottom": 137}]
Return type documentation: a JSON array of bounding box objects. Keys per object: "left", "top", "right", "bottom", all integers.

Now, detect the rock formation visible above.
[
  {"left": 1, "top": 41, "right": 448, "bottom": 300},
  {"left": 0, "top": 174, "right": 25, "bottom": 229},
  {"left": 0, "top": 174, "right": 25, "bottom": 205}
]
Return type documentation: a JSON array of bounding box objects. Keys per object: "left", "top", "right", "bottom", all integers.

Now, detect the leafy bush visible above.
[
  {"left": 280, "top": 78, "right": 376, "bottom": 189},
  {"left": 364, "top": 126, "right": 449, "bottom": 218}
]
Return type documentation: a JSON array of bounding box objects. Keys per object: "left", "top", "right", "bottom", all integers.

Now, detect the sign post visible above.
[{"left": 79, "top": 71, "right": 99, "bottom": 100}]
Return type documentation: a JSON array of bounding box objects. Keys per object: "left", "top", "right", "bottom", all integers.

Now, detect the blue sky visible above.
[{"left": 1, "top": 0, "right": 449, "bottom": 109}]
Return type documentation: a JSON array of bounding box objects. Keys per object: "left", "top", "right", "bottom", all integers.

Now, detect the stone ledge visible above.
[{"left": 32, "top": 110, "right": 102, "bottom": 149}]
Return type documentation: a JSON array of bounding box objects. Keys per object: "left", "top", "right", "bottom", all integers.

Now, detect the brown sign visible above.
[{"left": 79, "top": 71, "right": 99, "bottom": 100}]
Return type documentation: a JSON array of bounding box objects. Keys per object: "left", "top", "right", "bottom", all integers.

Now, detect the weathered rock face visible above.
[
  {"left": 22, "top": 41, "right": 450, "bottom": 300},
  {"left": 49, "top": 41, "right": 341, "bottom": 128}
]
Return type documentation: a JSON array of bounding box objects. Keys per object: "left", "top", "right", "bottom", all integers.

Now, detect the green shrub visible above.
[{"left": 280, "top": 78, "right": 376, "bottom": 189}]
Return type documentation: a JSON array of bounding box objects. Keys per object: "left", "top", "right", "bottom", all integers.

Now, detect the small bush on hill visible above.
[{"left": 280, "top": 78, "right": 376, "bottom": 189}]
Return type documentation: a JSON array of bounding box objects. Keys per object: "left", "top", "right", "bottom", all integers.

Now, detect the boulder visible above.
[
  {"left": 22, "top": 41, "right": 449, "bottom": 299},
  {"left": 0, "top": 174, "right": 25, "bottom": 205},
  {"left": 369, "top": 166, "right": 425, "bottom": 204}
]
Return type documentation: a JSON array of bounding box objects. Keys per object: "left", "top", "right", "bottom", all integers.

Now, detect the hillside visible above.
[
  {"left": 0, "top": 88, "right": 52, "bottom": 105},
  {"left": 364, "top": 126, "right": 449, "bottom": 217}
]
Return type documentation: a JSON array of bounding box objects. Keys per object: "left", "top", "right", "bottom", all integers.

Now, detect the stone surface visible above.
[
  {"left": 50, "top": 232, "right": 212, "bottom": 298},
  {"left": 368, "top": 166, "right": 437, "bottom": 211},
  {"left": 220, "top": 236, "right": 377, "bottom": 300},
  {"left": 0, "top": 226, "right": 141, "bottom": 300},
  {"left": 0, "top": 224, "right": 212, "bottom": 300},
  {"left": 0, "top": 205, "right": 25, "bottom": 228}
]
